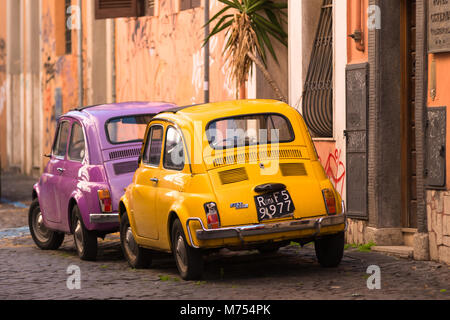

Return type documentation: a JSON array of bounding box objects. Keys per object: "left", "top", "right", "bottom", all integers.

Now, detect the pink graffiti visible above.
[{"left": 321, "top": 149, "right": 346, "bottom": 196}]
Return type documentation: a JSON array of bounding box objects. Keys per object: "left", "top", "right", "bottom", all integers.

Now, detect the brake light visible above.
[
  {"left": 322, "top": 189, "right": 337, "bottom": 215},
  {"left": 204, "top": 202, "right": 220, "bottom": 229},
  {"left": 98, "top": 189, "right": 112, "bottom": 213}
]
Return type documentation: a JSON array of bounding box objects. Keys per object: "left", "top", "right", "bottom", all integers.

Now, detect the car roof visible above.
[
  {"left": 154, "top": 99, "right": 294, "bottom": 125},
  {"left": 74, "top": 101, "right": 176, "bottom": 117}
]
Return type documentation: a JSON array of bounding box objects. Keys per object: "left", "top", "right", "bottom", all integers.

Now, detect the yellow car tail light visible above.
[
  {"left": 204, "top": 202, "right": 221, "bottom": 229},
  {"left": 322, "top": 189, "right": 337, "bottom": 215},
  {"left": 98, "top": 189, "right": 112, "bottom": 213}
]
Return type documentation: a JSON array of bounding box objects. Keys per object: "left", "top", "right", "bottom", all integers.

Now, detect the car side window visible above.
[
  {"left": 143, "top": 125, "right": 164, "bottom": 166},
  {"left": 163, "top": 126, "right": 185, "bottom": 171},
  {"left": 68, "top": 122, "right": 86, "bottom": 162},
  {"left": 52, "top": 121, "right": 71, "bottom": 158}
]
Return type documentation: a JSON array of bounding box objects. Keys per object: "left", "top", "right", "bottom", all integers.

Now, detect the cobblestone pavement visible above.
[
  {"left": 0, "top": 232, "right": 449, "bottom": 300},
  {"left": 1, "top": 173, "right": 449, "bottom": 301}
]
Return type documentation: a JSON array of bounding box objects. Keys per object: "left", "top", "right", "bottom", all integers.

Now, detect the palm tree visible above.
[{"left": 204, "top": 0, "right": 288, "bottom": 102}]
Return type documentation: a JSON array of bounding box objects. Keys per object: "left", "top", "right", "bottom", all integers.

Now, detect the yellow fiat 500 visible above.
[{"left": 119, "top": 100, "right": 346, "bottom": 280}]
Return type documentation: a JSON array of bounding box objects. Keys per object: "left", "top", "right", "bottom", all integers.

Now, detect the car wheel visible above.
[
  {"left": 257, "top": 243, "right": 283, "bottom": 255},
  {"left": 314, "top": 232, "right": 345, "bottom": 268},
  {"left": 72, "top": 206, "right": 98, "bottom": 261},
  {"left": 120, "top": 213, "right": 152, "bottom": 269},
  {"left": 171, "top": 219, "right": 204, "bottom": 280},
  {"left": 29, "top": 199, "right": 65, "bottom": 250}
]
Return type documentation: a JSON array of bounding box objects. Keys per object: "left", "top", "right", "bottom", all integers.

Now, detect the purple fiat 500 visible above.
[{"left": 29, "top": 102, "right": 176, "bottom": 260}]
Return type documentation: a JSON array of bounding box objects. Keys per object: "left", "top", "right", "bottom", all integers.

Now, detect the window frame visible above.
[
  {"left": 52, "top": 120, "right": 72, "bottom": 160},
  {"left": 163, "top": 125, "right": 185, "bottom": 172},
  {"left": 104, "top": 113, "right": 155, "bottom": 146},
  {"left": 142, "top": 124, "right": 164, "bottom": 168},
  {"left": 205, "top": 113, "right": 296, "bottom": 150},
  {"left": 67, "top": 121, "right": 87, "bottom": 163}
]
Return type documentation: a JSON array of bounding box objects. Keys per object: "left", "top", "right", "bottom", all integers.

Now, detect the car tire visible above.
[
  {"left": 314, "top": 232, "right": 345, "bottom": 268},
  {"left": 120, "top": 213, "right": 152, "bottom": 269},
  {"left": 257, "top": 243, "right": 282, "bottom": 255},
  {"left": 72, "top": 206, "right": 98, "bottom": 261},
  {"left": 29, "top": 198, "right": 65, "bottom": 250},
  {"left": 171, "top": 219, "right": 204, "bottom": 280}
]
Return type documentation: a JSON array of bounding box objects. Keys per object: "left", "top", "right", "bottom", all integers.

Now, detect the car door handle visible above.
[
  {"left": 57, "top": 168, "right": 65, "bottom": 173},
  {"left": 150, "top": 178, "right": 159, "bottom": 183}
]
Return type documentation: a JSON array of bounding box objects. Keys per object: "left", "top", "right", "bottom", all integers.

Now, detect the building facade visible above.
[{"left": 0, "top": 0, "right": 449, "bottom": 264}]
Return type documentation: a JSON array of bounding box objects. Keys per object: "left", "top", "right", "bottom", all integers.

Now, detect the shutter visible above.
[
  {"left": 302, "top": 0, "right": 333, "bottom": 138},
  {"left": 95, "top": 0, "right": 143, "bottom": 19},
  {"left": 180, "top": 0, "right": 200, "bottom": 11}
]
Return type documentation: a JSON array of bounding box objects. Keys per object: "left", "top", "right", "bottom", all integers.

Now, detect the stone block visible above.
[
  {"left": 365, "top": 227, "right": 403, "bottom": 246},
  {"left": 429, "top": 232, "right": 439, "bottom": 261},
  {"left": 436, "top": 192, "right": 444, "bottom": 213},
  {"left": 413, "top": 233, "right": 430, "bottom": 261},
  {"left": 438, "top": 245, "right": 450, "bottom": 265},
  {"left": 443, "top": 236, "right": 450, "bottom": 247},
  {"left": 444, "top": 195, "right": 450, "bottom": 214},
  {"left": 444, "top": 215, "right": 450, "bottom": 236}
]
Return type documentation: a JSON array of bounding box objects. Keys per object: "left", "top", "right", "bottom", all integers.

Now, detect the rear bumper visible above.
[
  {"left": 90, "top": 213, "right": 119, "bottom": 224},
  {"left": 186, "top": 202, "right": 347, "bottom": 249}
]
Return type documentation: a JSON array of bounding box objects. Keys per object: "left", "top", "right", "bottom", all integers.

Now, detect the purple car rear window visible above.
[{"left": 106, "top": 114, "right": 154, "bottom": 144}]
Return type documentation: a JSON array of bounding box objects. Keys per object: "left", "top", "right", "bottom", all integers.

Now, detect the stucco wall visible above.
[
  {"left": 0, "top": 0, "right": 7, "bottom": 171},
  {"left": 115, "top": 0, "right": 236, "bottom": 106}
]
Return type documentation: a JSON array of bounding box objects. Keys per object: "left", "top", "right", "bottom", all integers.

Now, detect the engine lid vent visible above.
[
  {"left": 280, "top": 163, "right": 307, "bottom": 176},
  {"left": 109, "top": 148, "right": 141, "bottom": 160},
  {"left": 218, "top": 167, "right": 249, "bottom": 185}
]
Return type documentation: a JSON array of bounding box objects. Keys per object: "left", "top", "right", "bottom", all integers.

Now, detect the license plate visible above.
[{"left": 254, "top": 190, "right": 295, "bottom": 221}]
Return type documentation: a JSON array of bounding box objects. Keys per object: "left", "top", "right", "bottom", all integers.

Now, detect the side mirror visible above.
[{"left": 44, "top": 154, "right": 51, "bottom": 159}]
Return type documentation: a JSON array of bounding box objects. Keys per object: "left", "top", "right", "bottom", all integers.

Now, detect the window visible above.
[
  {"left": 68, "top": 122, "right": 86, "bottom": 162},
  {"left": 302, "top": 0, "right": 333, "bottom": 138},
  {"left": 106, "top": 114, "right": 154, "bottom": 145},
  {"left": 180, "top": 0, "right": 200, "bottom": 11},
  {"left": 206, "top": 114, "right": 296, "bottom": 150},
  {"left": 163, "top": 126, "right": 185, "bottom": 171},
  {"left": 95, "top": 0, "right": 156, "bottom": 19},
  {"left": 143, "top": 125, "right": 163, "bottom": 166},
  {"left": 53, "top": 121, "right": 71, "bottom": 158},
  {"left": 65, "top": 0, "right": 72, "bottom": 54}
]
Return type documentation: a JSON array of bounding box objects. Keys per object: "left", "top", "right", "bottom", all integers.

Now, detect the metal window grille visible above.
[{"left": 302, "top": 0, "right": 333, "bottom": 138}]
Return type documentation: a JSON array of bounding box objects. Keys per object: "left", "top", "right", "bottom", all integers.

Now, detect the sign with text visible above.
[{"left": 429, "top": 0, "right": 450, "bottom": 53}]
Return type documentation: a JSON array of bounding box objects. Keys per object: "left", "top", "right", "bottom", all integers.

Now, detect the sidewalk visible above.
[
  {"left": 0, "top": 171, "right": 38, "bottom": 205},
  {"left": 0, "top": 171, "right": 37, "bottom": 232}
]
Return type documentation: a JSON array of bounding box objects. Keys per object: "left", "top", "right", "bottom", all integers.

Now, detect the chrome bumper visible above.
[
  {"left": 90, "top": 213, "right": 119, "bottom": 224},
  {"left": 186, "top": 202, "right": 347, "bottom": 249}
]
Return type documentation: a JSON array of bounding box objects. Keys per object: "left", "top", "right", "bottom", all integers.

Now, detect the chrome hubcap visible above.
[
  {"left": 33, "top": 211, "right": 51, "bottom": 242},
  {"left": 125, "top": 227, "right": 138, "bottom": 260},
  {"left": 74, "top": 219, "right": 84, "bottom": 253},
  {"left": 175, "top": 235, "right": 188, "bottom": 273}
]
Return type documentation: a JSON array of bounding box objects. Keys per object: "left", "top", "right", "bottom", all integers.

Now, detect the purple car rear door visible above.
[{"left": 40, "top": 119, "right": 71, "bottom": 224}]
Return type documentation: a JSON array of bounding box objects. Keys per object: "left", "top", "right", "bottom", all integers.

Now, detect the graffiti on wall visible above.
[{"left": 320, "top": 148, "right": 346, "bottom": 196}]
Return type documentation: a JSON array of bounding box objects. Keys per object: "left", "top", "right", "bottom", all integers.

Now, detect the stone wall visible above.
[{"left": 427, "top": 190, "right": 450, "bottom": 265}]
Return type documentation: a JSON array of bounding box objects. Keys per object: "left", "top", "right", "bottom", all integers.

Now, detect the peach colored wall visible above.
[
  {"left": 115, "top": 0, "right": 236, "bottom": 106},
  {"left": 41, "top": 0, "right": 88, "bottom": 166},
  {"left": 347, "top": 0, "right": 369, "bottom": 65},
  {"left": 427, "top": 53, "right": 450, "bottom": 189},
  {"left": 0, "top": 0, "right": 6, "bottom": 170}
]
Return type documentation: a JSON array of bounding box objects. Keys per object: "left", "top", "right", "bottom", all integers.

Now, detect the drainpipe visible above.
[
  {"left": 349, "top": 0, "right": 365, "bottom": 52},
  {"left": 112, "top": 19, "right": 116, "bottom": 103},
  {"left": 204, "top": 0, "right": 210, "bottom": 103},
  {"left": 78, "top": 0, "right": 84, "bottom": 108}
]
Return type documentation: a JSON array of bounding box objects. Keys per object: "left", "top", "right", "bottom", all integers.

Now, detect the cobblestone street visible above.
[
  {"left": 1, "top": 173, "right": 449, "bottom": 300},
  {"left": 0, "top": 215, "right": 449, "bottom": 300}
]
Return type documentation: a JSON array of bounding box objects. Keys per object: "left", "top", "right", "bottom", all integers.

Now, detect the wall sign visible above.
[
  {"left": 426, "top": 107, "right": 446, "bottom": 189},
  {"left": 429, "top": 0, "right": 450, "bottom": 53}
]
